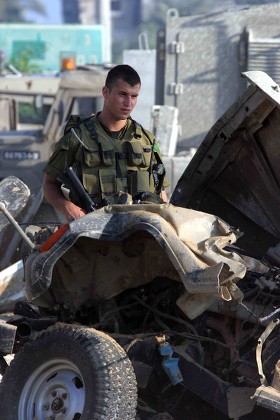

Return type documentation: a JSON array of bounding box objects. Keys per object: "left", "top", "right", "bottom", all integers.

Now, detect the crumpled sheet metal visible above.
[
  {"left": 0, "top": 176, "right": 30, "bottom": 231},
  {"left": 105, "top": 204, "right": 247, "bottom": 319},
  {"left": 109, "top": 203, "right": 247, "bottom": 280},
  {"left": 29, "top": 203, "right": 247, "bottom": 319},
  {"left": 0, "top": 260, "right": 25, "bottom": 313}
]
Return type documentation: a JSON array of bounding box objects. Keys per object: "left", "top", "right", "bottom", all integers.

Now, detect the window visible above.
[
  {"left": 18, "top": 102, "right": 50, "bottom": 126},
  {"left": 111, "top": 0, "right": 123, "bottom": 16}
]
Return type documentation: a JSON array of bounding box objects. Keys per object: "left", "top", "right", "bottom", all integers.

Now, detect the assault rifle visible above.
[
  {"left": 152, "top": 163, "right": 166, "bottom": 195},
  {"left": 149, "top": 139, "right": 166, "bottom": 195},
  {"left": 59, "top": 167, "right": 98, "bottom": 213}
]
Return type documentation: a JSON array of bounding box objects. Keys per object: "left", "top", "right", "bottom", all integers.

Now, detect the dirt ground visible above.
[
  {"left": 0, "top": 364, "right": 278, "bottom": 419},
  {"left": 162, "top": 389, "right": 279, "bottom": 420},
  {"left": 136, "top": 385, "right": 280, "bottom": 420}
]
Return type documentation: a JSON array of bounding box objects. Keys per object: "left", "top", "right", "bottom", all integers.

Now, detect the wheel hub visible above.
[
  {"left": 18, "top": 360, "right": 85, "bottom": 419},
  {"left": 52, "top": 396, "right": 64, "bottom": 413}
]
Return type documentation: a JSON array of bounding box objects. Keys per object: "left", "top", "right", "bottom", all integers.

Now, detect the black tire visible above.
[{"left": 0, "top": 324, "right": 137, "bottom": 419}]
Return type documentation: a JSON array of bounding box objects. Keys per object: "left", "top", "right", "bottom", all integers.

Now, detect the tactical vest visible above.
[{"left": 65, "top": 115, "right": 159, "bottom": 206}]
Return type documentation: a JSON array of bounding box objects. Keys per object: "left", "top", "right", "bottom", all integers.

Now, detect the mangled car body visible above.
[{"left": 0, "top": 71, "right": 280, "bottom": 419}]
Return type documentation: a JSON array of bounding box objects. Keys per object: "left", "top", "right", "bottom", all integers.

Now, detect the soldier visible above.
[{"left": 43, "top": 64, "right": 168, "bottom": 221}]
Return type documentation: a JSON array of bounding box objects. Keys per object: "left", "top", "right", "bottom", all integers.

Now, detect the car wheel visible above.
[{"left": 0, "top": 324, "right": 137, "bottom": 419}]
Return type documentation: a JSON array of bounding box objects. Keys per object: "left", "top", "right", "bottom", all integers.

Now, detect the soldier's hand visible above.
[
  {"left": 43, "top": 174, "right": 86, "bottom": 221},
  {"left": 63, "top": 201, "right": 86, "bottom": 221}
]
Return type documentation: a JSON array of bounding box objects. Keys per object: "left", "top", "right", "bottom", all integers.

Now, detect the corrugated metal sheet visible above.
[{"left": 248, "top": 40, "right": 280, "bottom": 84}]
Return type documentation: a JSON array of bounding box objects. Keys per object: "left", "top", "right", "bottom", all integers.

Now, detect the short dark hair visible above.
[{"left": 105, "top": 64, "right": 141, "bottom": 90}]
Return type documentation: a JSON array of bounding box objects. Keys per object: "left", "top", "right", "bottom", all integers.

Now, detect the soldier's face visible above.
[{"left": 102, "top": 79, "right": 141, "bottom": 120}]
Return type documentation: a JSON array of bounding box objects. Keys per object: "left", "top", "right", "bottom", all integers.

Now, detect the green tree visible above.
[
  {"left": 0, "top": 0, "right": 47, "bottom": 72},
  {"left": 10, "top": 49, "right": 43, "bottom": 73},
  {"left": 0, "top": 0, "right": 46, "bottom": 23}
]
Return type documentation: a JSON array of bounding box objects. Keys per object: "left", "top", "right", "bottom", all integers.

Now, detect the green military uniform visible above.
[{"left": 43, "top": 114, "right": 168, "bottom": 208}]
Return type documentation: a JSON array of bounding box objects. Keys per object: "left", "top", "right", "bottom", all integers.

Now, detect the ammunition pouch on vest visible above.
[{"left": 65, "top": 115, "right": 162, "bottom": 206}]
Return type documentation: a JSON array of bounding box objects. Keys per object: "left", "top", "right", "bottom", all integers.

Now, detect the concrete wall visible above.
[{"left": 162, "top": 4, "right": 280, "bottom": 150}]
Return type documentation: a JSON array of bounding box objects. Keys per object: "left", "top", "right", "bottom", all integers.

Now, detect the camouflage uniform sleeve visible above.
[{"left": 43, "top": 131, "right": 80, "bottom": 180}]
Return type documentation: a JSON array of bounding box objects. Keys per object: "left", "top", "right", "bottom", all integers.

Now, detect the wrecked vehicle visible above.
[{"left": 1, "top": 71, "right": 280, "bottom": 419}]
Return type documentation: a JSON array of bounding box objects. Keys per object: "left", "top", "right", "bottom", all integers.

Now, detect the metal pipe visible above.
[{"left": 0, "top": 201, "right": 35, "bottom": 250}]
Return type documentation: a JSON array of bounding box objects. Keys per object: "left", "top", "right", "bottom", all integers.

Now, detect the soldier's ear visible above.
[{"left": 102, "top": 86, "right": 109, "bottom": 97}]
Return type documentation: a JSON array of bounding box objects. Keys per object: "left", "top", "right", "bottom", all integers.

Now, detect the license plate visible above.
[{"left": 3, "top": 151, "right": 40, "bottom": 160}]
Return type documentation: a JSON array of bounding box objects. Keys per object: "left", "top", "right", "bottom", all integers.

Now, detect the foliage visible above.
[{"left": 9, "top": 49, "right": 43, "bottom": 73}]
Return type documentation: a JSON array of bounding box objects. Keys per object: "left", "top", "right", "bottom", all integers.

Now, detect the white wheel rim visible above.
[{"left": 19, "top": 358, "right": 85, "bottom": 419}]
